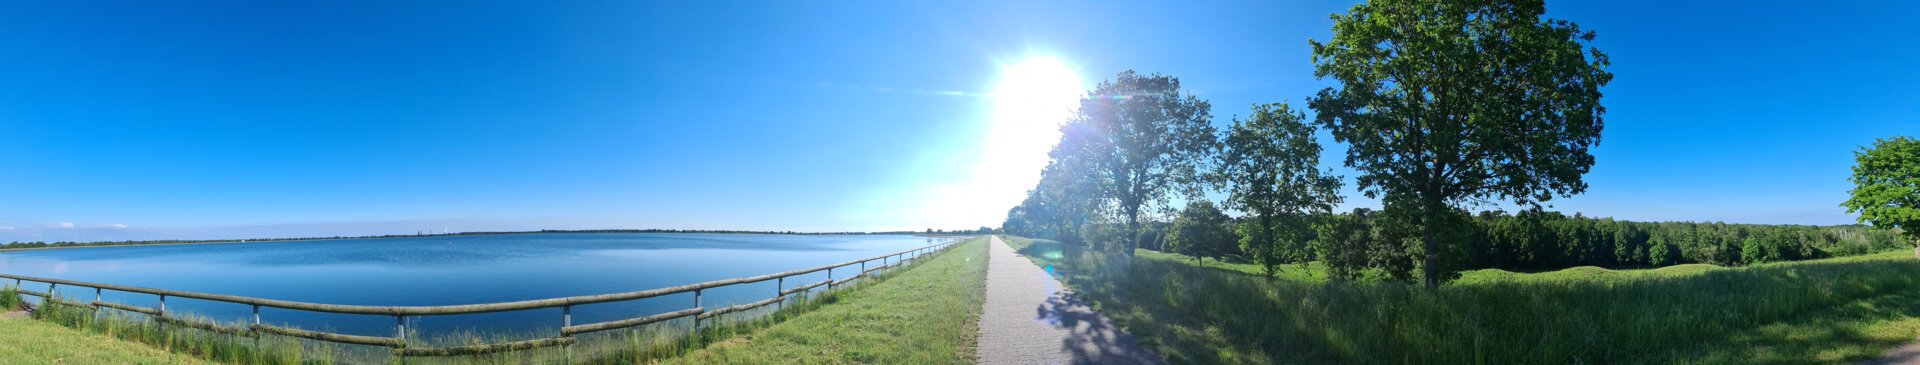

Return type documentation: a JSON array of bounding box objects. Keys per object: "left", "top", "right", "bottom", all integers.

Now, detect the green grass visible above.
[
  {"left": 0, "top": 286, "right": 318, "bottom": 364},
  {"left": 1004, "top": 236, "right": 1920, "bottom": 364},
  {"left": 1452, "top": 263, "right": 1727, "bottom": 286},
  {"left": 658, "top": 237, "right": 989, "bottom": 364},
  {"left": 0, "top": 312, "right": 213, "bottom": 364}
]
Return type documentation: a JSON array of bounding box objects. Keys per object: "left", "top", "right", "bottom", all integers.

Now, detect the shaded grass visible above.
[
  {"left": 657, "top": 237, "right": 989, "bottom": 364},
  {"left": 1005, "top": 236, "right": 1920, "bottom": 364}
]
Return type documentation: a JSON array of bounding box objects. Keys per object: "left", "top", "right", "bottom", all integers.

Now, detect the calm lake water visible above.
[{"left": 0, "top": 233, "right": 946, "bottom": 341}]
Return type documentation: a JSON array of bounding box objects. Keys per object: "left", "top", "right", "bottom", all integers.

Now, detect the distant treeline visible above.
[
  {"left": 1459, "top": 211, "right": 1903, "bottom": 269},
  {"left": 1012, "top": 208, "right": 1906, "bottom": 280},
  {"left": 0, "top": 227, "right": 992, "bottom": 250}
]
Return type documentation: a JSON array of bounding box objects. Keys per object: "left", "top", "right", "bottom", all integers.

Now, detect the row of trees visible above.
[
  {"left": 1003, "top": 0, "right": 1918, "bottom": 287},
  {"left": 1081, "top": 203, "right": 1909, "bottom": 281},
  {"left": 1006, "top": 0, "right": 1611, "bottom": 287}
]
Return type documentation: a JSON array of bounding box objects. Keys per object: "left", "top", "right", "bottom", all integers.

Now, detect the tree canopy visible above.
[
  {"left": 1060, "top": 70, "right": 1218, "bottom": 255},
  {"left": 1307, "top": 0, "right": 1612, "bottom": 287},
  {"left": 1164, "top": 200, "right": 1237, "bottom": 265},
  {"left": 1842, "top": 136, "right": 1920, "bottom": 250},
  {"left": 1217, "top": 103, "right": 1343, "bottom": 277}
]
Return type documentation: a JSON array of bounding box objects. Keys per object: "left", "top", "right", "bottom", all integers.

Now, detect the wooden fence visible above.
[{"left": 0, "top": 236, "right": 966, "bottom": 360}]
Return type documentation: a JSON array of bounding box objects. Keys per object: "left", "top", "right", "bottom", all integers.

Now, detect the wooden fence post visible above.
[
  {"left": 395, "top": 315, "right": 407, "bottom": 365},
  {"left": 251, "top": 305, "right": 261, "bottom": 351},
  {"left": 157, "top": 294, "right": 166, "bottom": 332},
  {"left": 562, "top": 305, "right": 573, "bottom": 364},
  {"left": 692, "top": 289, "right": 703, "bottom": 334}
]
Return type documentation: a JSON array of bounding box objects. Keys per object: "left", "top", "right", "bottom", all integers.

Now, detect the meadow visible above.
[{"left": 1006, "top": 236, "right": 1920, "bottom": 364}]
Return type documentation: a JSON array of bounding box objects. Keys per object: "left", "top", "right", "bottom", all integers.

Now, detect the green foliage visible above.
[
  {"left": 1648, "top": 236, "right": 1679, "bottom": 267},
  {"left": 1216, "top": 102, "right": 1344, "bottom": 277},
  {"left": 1052, "top": 70, "right": 1218, "bottom": 254},
  {"left": 1843, "top": 136, "right": 1920, "bottom": 246},
  {"left": 1741, "top": 237, "right": 1765, "bottom": 265},
  {"left": 1004, "top": 157, "right": 1109, "bottom": 245},
  {"left": 0, "top": 286, "right": 18, "bottom": 311},
  {"left": 1164, "top": 200, "right": 1237, "bottom": 264},
  {"left": 1308, "top": 0, "right": 1613, "bottom": 287},
  {"left": 1311, "top": 209, "right": 1382, "bottom": 281},
  {"left": 1306, "top": 208, "right": 1903, "bottom": 277}
]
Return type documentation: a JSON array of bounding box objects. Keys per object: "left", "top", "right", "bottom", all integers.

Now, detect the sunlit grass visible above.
[
  {"left": 1004, "top": 236, "right": 1920, "bottom": 364},
  {"left": 656, "top": 237, "right": 988, "bottom": 364},
  {"left": 0, "top": 311, "right": 212, "bottom": 364},
  {"left": 0, "top": 286, "right": 318, "bottom": 364}
]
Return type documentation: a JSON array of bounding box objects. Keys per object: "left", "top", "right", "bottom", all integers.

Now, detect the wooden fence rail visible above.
[{"left": 1, "top": 236, "right": 965, "bottom": 360}]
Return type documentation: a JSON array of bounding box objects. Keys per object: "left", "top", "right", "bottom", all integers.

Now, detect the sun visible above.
[
  {"left": 965, "top": 56, "right": 1084, "bottom": 215},
  {"left": 988, "top": 57, "right": 1084, "bottom": 155}
]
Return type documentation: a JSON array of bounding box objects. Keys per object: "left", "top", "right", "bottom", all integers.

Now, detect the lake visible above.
[{"left": 0, "top": 233, "right": 947, "bottom": 342}]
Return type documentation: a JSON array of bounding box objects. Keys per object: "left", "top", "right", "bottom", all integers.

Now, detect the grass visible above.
[
  {"left": 1004, "top": 236, "right": 1920, "bottom": 364},
  {"left": 0, "top": 312, "right": 213, "bottom": 364},
  {"left": 656, "top": 236, "right": 989, "bottom": 364},
  {"left": 1133, "top": 248, "right": 1342, "bottom": 283},
  {"left": 0, "top": 237, "right": 986, "bottom": 364},
  {"left": 0, "top": 286, "right": 319, "bottom": 364},
  {"left": 1452, "top": 263, "right": 1727, "bottom": 286}
]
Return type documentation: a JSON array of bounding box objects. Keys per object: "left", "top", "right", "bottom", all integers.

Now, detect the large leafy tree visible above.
[
  {"left": 1063, "top": 70, "right": 1217, "bottom": 255},
  {"left": 1164, "top": 200, "right": 1238, "bottom": 265},
  {"left": 1217, "top": 103, "right": 1344, "bottom": 277},
  {"left": 1842, "top": 136, "right": 1920, "bottom": 255},
  {"left": 1005, "top": 119, "right": 1117, "bottom": 245},
  {"left": 1307, "top": 0, "right": 1612, "bottom": 287}
]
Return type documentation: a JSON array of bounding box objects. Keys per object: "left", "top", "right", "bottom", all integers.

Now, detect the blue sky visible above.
[{"left": 0, "top": 1, "right": 1914, "bottom": 242}]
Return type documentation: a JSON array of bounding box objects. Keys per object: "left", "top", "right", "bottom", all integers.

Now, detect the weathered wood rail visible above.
[{"left": 1, "top": 236, "right": 965, "bottom": 360}]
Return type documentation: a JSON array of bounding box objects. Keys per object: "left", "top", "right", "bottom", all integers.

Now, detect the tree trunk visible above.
[
  {"left": 1125, "top": 207, "right": 1140, "bottom": 257},
  {"left": 1422, "top": 205, "right": 1440, "bottom": 289}
]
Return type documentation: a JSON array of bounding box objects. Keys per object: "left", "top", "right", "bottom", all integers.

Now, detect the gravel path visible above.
[
  {"left": 975, "top": 236, "right": 1163, "bottom": 365},
  {"left": 1869, "top": 340, "right": 1920, "bottom": 365}
]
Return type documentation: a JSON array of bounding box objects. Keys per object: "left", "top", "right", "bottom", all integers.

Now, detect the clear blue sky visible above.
[{"left": 1, "top": 1, "right": 1914, "bottom": 242}]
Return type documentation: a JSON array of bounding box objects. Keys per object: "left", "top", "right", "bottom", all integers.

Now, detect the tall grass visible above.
[
  {"left": 1009, "top": 237, "right": 1920, "bottom": 364},
  {"left": 0, "top": 285, "right": 18, "bottom": 312},
  {"left": 15, "top": 293, "right": 320, "bottom": 364}
]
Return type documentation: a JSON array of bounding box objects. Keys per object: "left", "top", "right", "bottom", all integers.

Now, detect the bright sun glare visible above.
[{"left": 932, "top": 57, "right": 1083, "bottom": 226}]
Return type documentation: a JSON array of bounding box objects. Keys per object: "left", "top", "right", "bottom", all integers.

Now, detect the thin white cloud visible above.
[
  {"left": 50, "top": 222, "right": 75, "bottom": 229},
  {"left": 0, "top": 226, "right": 13, "bottom": 231},
  {"left": 104, "top": 224, "right": 127, "bottom": 230}
]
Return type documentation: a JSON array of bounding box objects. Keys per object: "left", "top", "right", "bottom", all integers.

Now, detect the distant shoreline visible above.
[{"left": 0, "top": 229, "right": 986, "bottom": 253}]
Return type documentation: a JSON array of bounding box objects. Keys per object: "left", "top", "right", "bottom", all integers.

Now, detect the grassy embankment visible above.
[
  {"left": 0, "top": 286, "right": 317, "bottom": 364},
  {"left": 0, "top": 237, "right": 989, "bottom": 364},
  {"left": 0, "top": 310, "right": 213, "bottom": 364},
  {"left": 658, "top": 236, "right": 988, "bottom": 364},
  {"left": 1005, "top": 236, "right": 1920, "bottom": 364}
]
